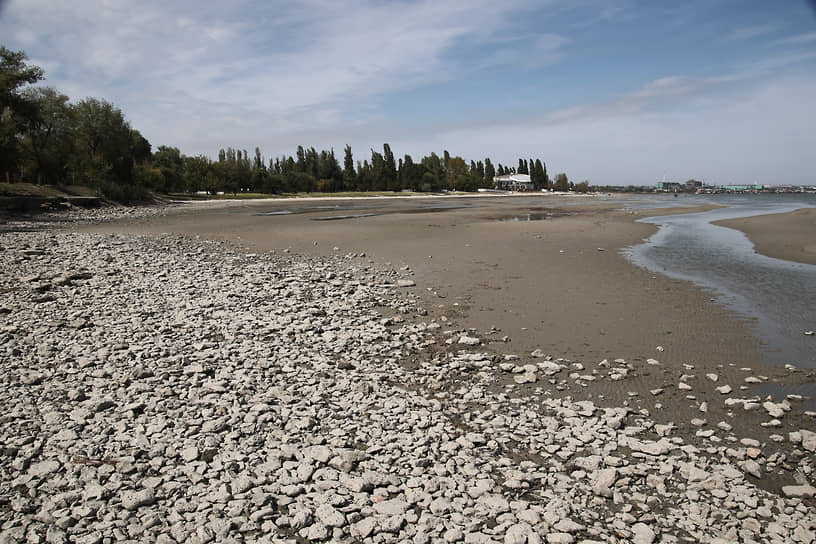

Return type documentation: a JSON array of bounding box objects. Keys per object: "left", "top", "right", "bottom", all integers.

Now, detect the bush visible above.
[{"left": 95, "top": 181, "right": 150, "bottom": 204}]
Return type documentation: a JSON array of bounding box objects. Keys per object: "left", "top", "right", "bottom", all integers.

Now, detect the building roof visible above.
[{"left": 494, "top": 174, "right": 532, "bottom": 183}]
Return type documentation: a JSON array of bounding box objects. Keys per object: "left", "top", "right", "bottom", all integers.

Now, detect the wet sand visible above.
[
  {"left": 79, "top": 194, "right": 816, "bottom": 461},
  {"left": 715, "top": 207, "right": 816, "bottom": 265}
]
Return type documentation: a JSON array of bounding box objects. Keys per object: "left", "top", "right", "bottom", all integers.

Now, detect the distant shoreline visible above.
[{"left": 714, "top": 207, "right": 816, "bottom": 266}]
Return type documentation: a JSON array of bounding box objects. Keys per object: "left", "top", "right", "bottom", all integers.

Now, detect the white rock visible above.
[
  {"left": 800, "top": 429, "right": 816, "bottom": 452},
  {"left": 121, "top": 488, "right": 155, "bottom": 511},
  {"left": 782, "top": 484, "right": 816, "bottom": 498},
  {"left": 315, "top": 504, "right": 345, "bottom": 528},
  {"left": 180, "top": 446, "right": 199, "bottom": 462},
  {"left": 592, "top": 468, "right": 617, "bottom": 497},
  {"left": 28, "top": 460, "right": 61, "bottom": 477},
  {"left": 351, "top": 517, "right": 378, "bottom": 538},
  {"left": 373, "top": 499, "right": 409, "bottom": 516},
  {"left": 740, "top": 460, "right": 761, "bottom": 479},
  {"left": 631, "top": 523, "right": 655, "bottom": 544},
  {"left": 504, "top": 523, "right": 533, "bottom": 544},
  {"left": 430, "top": 497, "right": 453, "bottom": 515}
]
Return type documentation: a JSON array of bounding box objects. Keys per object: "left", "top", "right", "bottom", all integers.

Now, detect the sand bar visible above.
[{"left": 715, "top": 207, "right": 816, "bottom": 265}]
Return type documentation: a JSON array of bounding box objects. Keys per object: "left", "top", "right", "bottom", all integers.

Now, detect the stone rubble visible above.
[{"left": 1, "top": 224, "right": 815, "bottom": 544}]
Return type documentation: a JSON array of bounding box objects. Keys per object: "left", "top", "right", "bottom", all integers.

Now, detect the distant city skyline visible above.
[{"left": 2, "top": 0, "right": 815, "bottom": 186}]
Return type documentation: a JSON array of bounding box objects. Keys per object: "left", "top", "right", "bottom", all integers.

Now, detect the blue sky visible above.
[{"left": 2, "top": 0, "right": 815, "bottom": 185}]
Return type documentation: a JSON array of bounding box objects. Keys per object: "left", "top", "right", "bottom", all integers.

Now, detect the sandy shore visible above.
[{"left": 715, "top": 207, "right": 816, "bottom": 265}]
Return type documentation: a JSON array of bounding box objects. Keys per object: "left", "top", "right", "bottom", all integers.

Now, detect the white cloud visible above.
[
  {"left": 768, "top": 32, "right": 816, "bottom": 47},
  {"left": 725, "top": 24, "right": 779, "bottom": 42},
  {"left": 1, "top": 0, "right": 552, "bottom": 154}
]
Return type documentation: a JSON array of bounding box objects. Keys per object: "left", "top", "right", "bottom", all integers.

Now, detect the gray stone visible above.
[
  {"left": 29, "top": 460, "right": 61, "bottom": 477},
  {"left": 781, "top": 484, "right": 816, "bottom": 498},
  {"left": 315, "top": 504, "right": 345, "bottom": 528},
  {"left": 121, "top": 488, "right": 155, "bottom": 510},
  {"left": 631, "top": 523, "right": 655, "bottom": 544},
  {"left": 373, "top": 499, "right": 409, "bottom": 516}
]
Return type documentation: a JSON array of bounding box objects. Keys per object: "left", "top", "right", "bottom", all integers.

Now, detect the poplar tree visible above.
[
  {"left": 484, "top": 158, "right": 495, "bottom": 187},
  {"left": 343, "top": 144, "right": 355, "bottom": 188},
  {"left": 383, "top": 143, "right": 397, "bottom": 190}
]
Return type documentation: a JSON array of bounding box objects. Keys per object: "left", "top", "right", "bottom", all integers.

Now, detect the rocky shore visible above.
[{"left": 1, "top": 212, "right": 815, "bottom": 543}]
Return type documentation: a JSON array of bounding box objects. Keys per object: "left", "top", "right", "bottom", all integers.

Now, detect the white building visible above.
[{"left": 494, "top": 174, "right": 534, "bottom": 191}]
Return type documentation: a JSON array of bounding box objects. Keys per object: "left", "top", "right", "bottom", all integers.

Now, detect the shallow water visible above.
[
  {"left": 624, "top": 193, "right": 816, "bottom": 370},
  {"left": 311, "top": 213, "right": 378, "bottom": 221},
  {"left": 495, "top": 212, "right": 552, "bottom": 222}
]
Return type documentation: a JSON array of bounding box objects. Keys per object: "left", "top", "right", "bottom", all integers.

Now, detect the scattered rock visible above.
[{"left": 0, "top": 222, "right": 812, "bottom": 544}]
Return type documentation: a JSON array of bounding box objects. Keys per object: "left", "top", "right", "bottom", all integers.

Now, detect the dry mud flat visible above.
[{"left": 1, "top": 224, "right": 816, "bottom": 544}]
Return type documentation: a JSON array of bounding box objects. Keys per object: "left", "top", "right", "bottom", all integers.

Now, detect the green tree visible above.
[
  {"left": 152, "top": 145, "right": 184, "bottom": 192},
  {"left": 1, "top": 46, "right": 44, "bottom": 182},
  {"left": 184, "top": 155, "right": 211, "bottom": 193},
  {"left": 342, "top": 144, "right": 355, "bottom": 188},
  {"left": 554, "top": 172, "right": 569, "bottom": 192},
  {"left": 253, "top": 147, "right": 264, "bottom": 171},
  {"left": 70, "top": 97, "right": 139, "bottom": 192},
  {"left": 295, "top": 145, "right": 306, "bottom": 172},
  {"left": 130, "top": 129, "right": 151, "bottom": 164},
  {"left": 446, "top": 156, "right": 469, "bottom": 191},
  {"left": 420, "top": 153, "right": 444, "bottom": 191},
  {"left": 383, "top": 143, "right": 398, "bottom": 190},
  {"left": 401, "top": 154, "right": 426, "bottom": 191},
  {"left": 132, "top": 164, "right": 164, "bottom": 191},
  {"left": 474, "top": 160, "right": 487, "bottom": 188},
  {"left": 18, "top": 87, "right": 75, "bottom": 184},
  {"left": 533, "top": 159, "right": 548, "bottom": 190},
  {"left": 369, "top": 148, "right": 387, "bottom": 190},
  {"left": 484, "top": 158, "right": 495, "bottom": 188}
]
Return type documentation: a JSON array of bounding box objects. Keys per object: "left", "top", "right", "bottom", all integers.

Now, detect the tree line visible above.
[{"left": 2, "top": 46, "right": 584, "bottom": 202}]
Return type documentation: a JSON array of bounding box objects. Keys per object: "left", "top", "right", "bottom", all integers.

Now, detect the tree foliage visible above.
[
  {"left": 1, "top": 46, "right": 44, "bottom": 181},
  {"left": 554, "top": 172, "right": 569, "bottom": 192}
]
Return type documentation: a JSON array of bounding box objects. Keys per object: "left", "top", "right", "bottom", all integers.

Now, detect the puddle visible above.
[
  {"left": 419, "top": 204, "right": 472, "bottom": 210},
  {"left": 494, "top": 212, "right": 552, "bottom": 222},
  {"left": 397, "top": 206, "right": 472, "bottom": 215},
  {"left": 311, "top": 213, "right": 378, "bottom": 221},
  {"left": 253, "top": 210, "right": 294, "bottom": 216}
]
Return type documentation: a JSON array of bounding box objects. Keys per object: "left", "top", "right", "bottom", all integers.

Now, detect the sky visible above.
[{"left": 1, "top": 0, "right": 815, "bottom": 186}]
